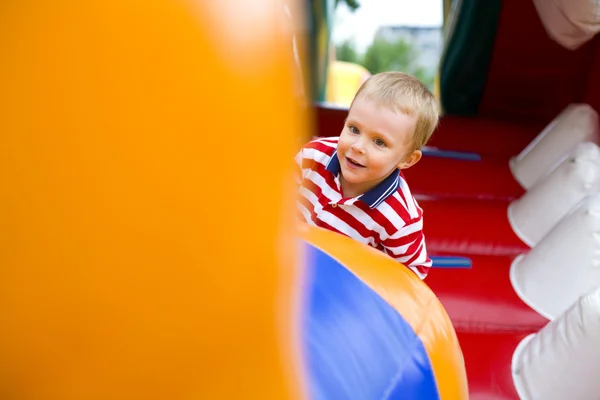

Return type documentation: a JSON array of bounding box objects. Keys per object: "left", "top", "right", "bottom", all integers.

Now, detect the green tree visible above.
[
  {"left": 335, "top": 0, "right": 360, "bottom": 11},
  {"left": 362, "top": 36, "right": 434, "bottom": 89},
  {"left": 336, "top": 40, "right": 360, "bottom": 64}
]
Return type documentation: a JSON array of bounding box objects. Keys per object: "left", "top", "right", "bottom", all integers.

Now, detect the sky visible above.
[{"left": 332, "top": 0, "right": 443, "bottom": 52}]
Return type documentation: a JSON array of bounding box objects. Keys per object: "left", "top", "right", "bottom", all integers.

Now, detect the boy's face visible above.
[{"left": 337, "top": 96, "right": 421, "bottom": 195}]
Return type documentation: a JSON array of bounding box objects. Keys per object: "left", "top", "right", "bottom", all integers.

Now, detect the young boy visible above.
[{"left": 296, "top": 71, "right": 439, "bottom": 279}]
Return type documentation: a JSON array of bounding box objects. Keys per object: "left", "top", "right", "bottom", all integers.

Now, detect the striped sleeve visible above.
[
  {"left": 381, "top": 220, "right": 432, "bottom": 280},
  {"left": 295, "top": 137, "right": 338, "bottom": 184}
]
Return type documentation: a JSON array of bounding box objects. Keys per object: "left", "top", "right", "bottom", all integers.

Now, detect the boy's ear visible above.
[{"left": 397, "top": 150, "right": 422, "bottom": 170}]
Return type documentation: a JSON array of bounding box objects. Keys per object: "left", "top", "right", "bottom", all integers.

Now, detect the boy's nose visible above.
[{"left": 351, "top": 138, "right": 366, "bottom": 153}]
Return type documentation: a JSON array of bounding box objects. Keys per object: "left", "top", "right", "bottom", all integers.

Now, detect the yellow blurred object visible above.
[
  {"left": 325, "top": 61, "right": 371, "bottom": 107},
  {"left": 0, "top": 0, "right": 304, "bottom": 399}
]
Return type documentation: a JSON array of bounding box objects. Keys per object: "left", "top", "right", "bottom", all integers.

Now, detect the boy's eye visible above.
[
  {"left": 348, "top": 125, "right": 359, "bottom": 134},
  {"left": 374, "top": 138, "right": 386, "bottom": 147}
]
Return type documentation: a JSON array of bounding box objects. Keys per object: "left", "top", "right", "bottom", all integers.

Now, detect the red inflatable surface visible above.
[
  {"left": 456, "top": 332, "right": 528, "bottom": 400},
  {"left": 418, "top": 197, "right": 528, "bottom": 256},
  {"left": 403, "top": 157, "right": 524, "bottom": 200},
  {"left": 425, "top": 255, "right": 548, "bottom": 333}
]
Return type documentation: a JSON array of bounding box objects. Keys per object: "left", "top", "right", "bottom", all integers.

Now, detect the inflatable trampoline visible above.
[{"left": 313, "top": 0, "right": 600, "bottom": 399}]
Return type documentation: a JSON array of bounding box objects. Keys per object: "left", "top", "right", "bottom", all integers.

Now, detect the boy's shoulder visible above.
[
  {"left": 376, "top": 174, "right": 424, "bottom": 226},
  {"left": 299, "top": 136, "right": 339, "bottom": 164},
  {"left": 303, "top": 136, "right": 339, "bottom": 152}
]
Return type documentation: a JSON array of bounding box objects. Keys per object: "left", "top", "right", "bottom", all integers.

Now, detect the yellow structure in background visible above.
[
  {"left": 325, "top": 60, "right": 371, "bottom": 107},
  {"left": 0, "top": 1, "right": 304, "bottom": 399}
]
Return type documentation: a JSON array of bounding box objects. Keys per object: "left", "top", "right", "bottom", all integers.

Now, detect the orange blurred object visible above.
[{"left": 0, "top": 0, "right": 305, "bottom": 399}]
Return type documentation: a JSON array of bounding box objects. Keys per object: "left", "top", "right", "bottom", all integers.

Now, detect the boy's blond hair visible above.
[{"left": 350, "top": 71, "right": 439, "bottom": 150}]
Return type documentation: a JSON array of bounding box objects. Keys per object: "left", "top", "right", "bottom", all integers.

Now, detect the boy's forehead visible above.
[
  {"left": 351, "top": 95, "right": 407, "bottom": 115},
  {"left": 348, "top": 97, "right": 417, "bottom": 141},
  {"left": 349, "top": 96, "right": 413, "bottom": 122},
  {"left": 348, "top": 96, "right": 380, "bottom": 117}
]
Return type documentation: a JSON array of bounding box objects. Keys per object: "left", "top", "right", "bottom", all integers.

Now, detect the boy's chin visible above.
[{"left": 340, "top": 172, "right": 368, "bottom": 185}]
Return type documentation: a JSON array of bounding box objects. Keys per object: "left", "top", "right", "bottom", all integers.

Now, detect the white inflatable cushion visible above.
[
  {"left": 533, "top": 0, "right": 600, "bottom": 50},
  {"left": 508, "top": 142, "right": 600, "bottom": 247},
  {"left": 512, "top": 286, "right": 600, "bottom": 400},
  {"left": 510, "top": 103, "right": 599, "bottom": 189},
  {"left": 511, "top": 194, "right": 600, "bottom": 319}
]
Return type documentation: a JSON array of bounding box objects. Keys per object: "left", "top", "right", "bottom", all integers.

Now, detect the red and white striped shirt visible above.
[{"left": 296, "top": 136, "right": 431, "bottom": 279}]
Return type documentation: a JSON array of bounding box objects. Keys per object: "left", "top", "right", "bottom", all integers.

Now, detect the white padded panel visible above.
[
  {"left": 508, "top": 142, "right": 600, "bottom": 247},
  {"left": 510, "top": 194, "right": 600, "bottom": 319},
  {"left": 510, "top": 104, "right": 599, "bottom": 189},
  {"left": 512, "top": 286, "right": 600, "bottom": 400},
  {"left": 533, "top": 0, "right": 600, "bottom": 50}
]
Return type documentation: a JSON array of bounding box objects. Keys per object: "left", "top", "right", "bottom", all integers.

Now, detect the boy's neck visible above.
[{"left": 339, "top": 174, "right": 379, "bottom": 199}]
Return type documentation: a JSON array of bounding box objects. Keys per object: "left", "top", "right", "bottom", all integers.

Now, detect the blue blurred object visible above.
[
  {"left": 301, "top": 242, "right": 440, "bottom": 400},
  {"left": 422, "top": 147, "right": 482, "bottom": 161},
  {"left": 430, "top": 256, "right": 472, "bottom": 269}
]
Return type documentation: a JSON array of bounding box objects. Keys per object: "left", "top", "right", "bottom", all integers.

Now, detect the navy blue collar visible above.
[{"left": 326, "top": 150, "right": 400, "bottom": 209}]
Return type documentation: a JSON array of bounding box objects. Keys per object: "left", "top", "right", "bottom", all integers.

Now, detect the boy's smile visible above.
[
  {"left": 337, "top": 96, "right": 421, "bottom": 198},
  {"left": 345, "top": 156, "right": 365, "bottom": 169}
]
